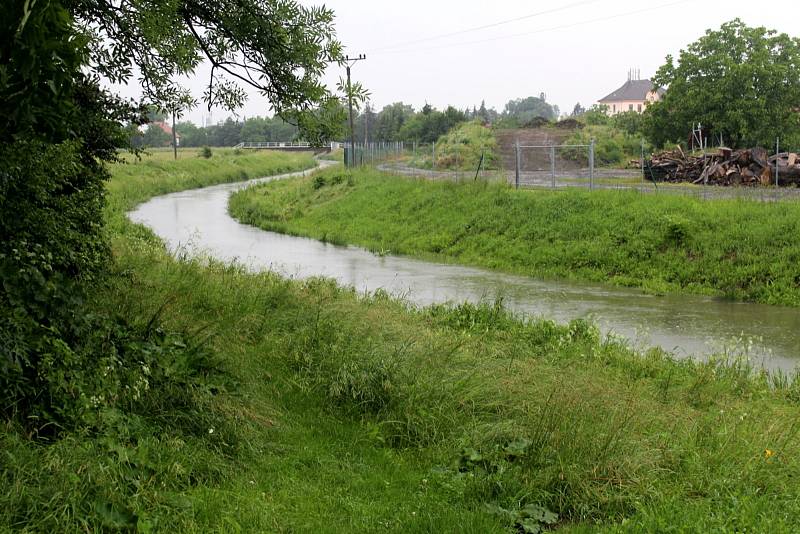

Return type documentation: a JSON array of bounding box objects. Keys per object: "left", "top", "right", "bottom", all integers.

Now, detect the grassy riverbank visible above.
[
  {"left": 230, "top": 166, "right": 800, "bottom": 306},
  {"left": 4, "top": 152, "right": 800, "bottom": 532}
]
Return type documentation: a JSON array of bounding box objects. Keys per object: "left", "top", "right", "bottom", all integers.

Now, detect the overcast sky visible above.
[{"left": 136, "top": 0, "right": 798, "bottom": 125}]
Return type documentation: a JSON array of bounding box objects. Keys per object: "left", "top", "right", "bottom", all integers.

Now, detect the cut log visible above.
[{"left": 760, "top": 166, "right": 773, "bottom": 186}]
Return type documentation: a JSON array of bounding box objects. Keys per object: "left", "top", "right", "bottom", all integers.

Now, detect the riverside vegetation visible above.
[
  {"left": 4, "top": 152, "right": 800, "bottom": 532},
  {"left": 231, "top": 166, "right": 800, "bottom": 307}
]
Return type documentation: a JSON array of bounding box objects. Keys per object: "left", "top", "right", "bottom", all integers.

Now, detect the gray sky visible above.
[{"left": 140, "top": 0, "right": 798, "bottom": 125}]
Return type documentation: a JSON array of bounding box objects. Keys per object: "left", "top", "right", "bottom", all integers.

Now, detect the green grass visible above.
[
  {"left": 563, "top": 125, "right": 648, "bottom": 168},
  {"left": 106, "top": 149, "right": 315, "bottom": 230},
  {"left": 4, "top": 151, "right": 800, "bottom": 532},
  {"left": 318, "top": 147, "right": 344, "bottom": 162},
  {"left": 230, "top": 167, "right": 800, "bottom": 306},
  {"left": 409, "top": 121, "right": 499, "bottom": 171}
]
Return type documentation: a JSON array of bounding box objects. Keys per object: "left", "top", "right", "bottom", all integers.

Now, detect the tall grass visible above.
[
  {"left": 409, "top": 121, "right": 499, "bottom": 171},
  {"left": 562, "top": 124, "right": 648, "bottom": 167},
  {"left": 4, "top": 150, "right": 800, "bottom": 532},
  {"left": 231, "top": 167, "right": 800, "bottom": 306}
]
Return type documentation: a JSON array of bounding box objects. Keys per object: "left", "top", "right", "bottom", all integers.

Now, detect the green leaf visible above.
[
  {"left": 94, "top": 501, "right": 137, "bottom": 529},
  {"left": 521, "top": 504, "right": 558, "bottom": 525},
  {"left": 519, "top": 518, "right": 543, "bottom": 534},
  {"left": 504, "top": 438, "right": 532, "bottom": 458}
]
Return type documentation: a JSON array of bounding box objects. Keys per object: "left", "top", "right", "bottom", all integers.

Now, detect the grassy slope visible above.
[
  {"left": 415, "top": 121, "right": 499, "bottom": 171},
  {"left": 4, "top": 152, "right": 800, "bottom": 533},
  {"left": 230, "top": 167, "right": 800, "bottom": 306}
]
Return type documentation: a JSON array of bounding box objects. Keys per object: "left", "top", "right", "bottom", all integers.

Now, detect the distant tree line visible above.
[
  {"left": 349, "top": 94, "right": 560, "bottom": 145},
  {"left": 133, "top": 92, "right": 563, "bottom": 149},
  {"left": 135, "top": 115, "right": 301, "bottom": 148}
]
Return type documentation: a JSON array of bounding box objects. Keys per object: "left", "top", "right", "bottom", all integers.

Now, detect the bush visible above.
[
  {"left": 583, "top": 105, "right": 611, "bottom": 126},
  {"left": 612, "top": 111, "right": 645, "bottom": 136},
  {"left": 522, "top": 116, "right": 551, "bottom": 128},
  {"left": 430, "top": 121, "right": 499, "bottom": 171},
  {"left": 199, "top": 146, "right": 213, "bottom": 158},
  {"left": 0, "top": 138, "right": 224, "bottom": 434},
  {"left": 562, "top": 125, "right": 648, "bottom": 167},
  {"left": 312, "top": 175, "right": 327, "bottom": 189}
]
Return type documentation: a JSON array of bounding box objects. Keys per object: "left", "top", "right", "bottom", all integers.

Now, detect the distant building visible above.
[
  {"left": 597, "top": 72, "right": 665, "bottom": 116},
  {"left": 153, "top": 121, "right": 181, "bottom": 146}
]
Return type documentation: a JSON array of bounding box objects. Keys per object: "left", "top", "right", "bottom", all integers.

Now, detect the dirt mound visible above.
[
  {"left": 522, "top": 116, "right": 552, "bottom": 129},
  {"left": 494, "top": 128, "right": 582, "bottom": 171},
  {"left": 555, "top": 118, "right": 583, "bottom": 129}
]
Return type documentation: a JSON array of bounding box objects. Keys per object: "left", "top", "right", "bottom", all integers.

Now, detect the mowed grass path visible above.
[
  {"left": 230, "top": 167, "right": 800, "bottom": 306},
  {"left": 4, "top": 152, "right": 800, "bottom": 533}
]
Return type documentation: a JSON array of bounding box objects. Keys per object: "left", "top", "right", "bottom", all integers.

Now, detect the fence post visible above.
[
  {"left": 432, "top": 141, "right": 436, "bottom": 171},
  {"left": 475, "top": 150, "right": 484, "bottom": 181},
  {"left": 589, "top": 138, "right": 595, "bottom": 190},
  {"left": 515, "top": 140, "right": 521, "bottom": 190},
  {"left": 776, "top": 137, "right": 780, "bottom": 187},
  {"left": 641, "top": 140, "right": 645, "bottom": 184},
  {"left": 550, "top": 144, "right": 556, "bottom": 188}
]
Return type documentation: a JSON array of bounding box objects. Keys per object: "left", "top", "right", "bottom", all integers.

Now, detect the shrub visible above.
[
  {"left": 199, "top": 146, "right": 213, "bottom": 158},
  {"left": 432, "top": 121, "right": 499, "bottom": 171},
  {"left": 583, "top": 105, "right": 611, "bottom": 126},
  {"left": 522, "top": 116, "right": 551, "bottom": 128},
  {"left": 562, "top": 124, "right": 648, "bottom": 167},
  {"left": 312, "top": 175, "right": 327, "bottom": 189}
]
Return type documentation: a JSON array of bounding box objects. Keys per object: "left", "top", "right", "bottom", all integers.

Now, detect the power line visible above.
[
  {"left": 372, "top": 0, "right": 692, "bottom": 55},
  {"left": 368, "top": 0, "right": 604, "bottom": 52}
]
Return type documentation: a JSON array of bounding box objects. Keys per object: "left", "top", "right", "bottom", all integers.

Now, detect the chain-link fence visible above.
[
  {"left": 344, "top": 141, "right": 409, "bottom": 167},
  {"left": 341, "top": 136, "right": 800, "bottom": 203},
  {"left": 512, "top": 141, "right": 598, "bottom": 189}
]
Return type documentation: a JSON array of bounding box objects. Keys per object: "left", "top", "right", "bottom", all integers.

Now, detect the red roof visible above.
[{"left": 153, "top": 121, "right": 181, "bottom": 139}]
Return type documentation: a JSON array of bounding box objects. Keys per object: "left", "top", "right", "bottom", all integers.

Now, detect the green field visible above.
[
  {"left": 4, "top": 152, "right": 800, "bottom": 532},
  {"left": 230, "top": 166, "right": 800, "bottom": 307}
]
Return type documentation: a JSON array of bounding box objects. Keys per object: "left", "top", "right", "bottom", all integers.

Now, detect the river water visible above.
[{"left": 128, "top": 166, "right": 800, "bottom": 372}]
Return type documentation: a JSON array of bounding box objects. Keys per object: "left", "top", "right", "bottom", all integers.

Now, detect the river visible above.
[{"left": 128, "top": 165, "right": 800, "bottom": 372}]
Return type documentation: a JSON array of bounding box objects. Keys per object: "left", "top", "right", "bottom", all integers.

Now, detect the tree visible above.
[
  {"left": 583, "top": 105, "right": 610, "bottom": 126},
  {"left": 612, "top": 111, "right": 645, "bottom": 136},
  {"left": 1, "top": 0, "right": 344, "bottom": 428},
  {"left": 478, "top": 100, "right": 489, "bottom": 123},
  {"left": 239, "top": 116, "right": 299, "bottom": 144},
  {"left": 374, "top": 102, "right": 414, "bottom": 141},
  {"left": 571, "top": 103, "right": 586, "bottom": 117},
  {"left": 72, "top": 1, "right": 342, "bottom": 128},
  {"left": 501, "top": 95, "right": 558, "bottom": 125},
  {"left": 175, "top": 120, "right": 205, "bottom": 147},
  {"left": 645, "top": 19, "right": 800, "bottom": 149},
  {"left": 398, "top": 105, "right": 466, "bottom": 143},
  {"left": 142, "top": 123, "right": 171, "bottom": 147}
]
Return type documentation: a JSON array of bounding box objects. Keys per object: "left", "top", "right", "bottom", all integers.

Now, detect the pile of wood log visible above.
[{"left": 644, "top": 147, "right": 800, "bottom": 186}]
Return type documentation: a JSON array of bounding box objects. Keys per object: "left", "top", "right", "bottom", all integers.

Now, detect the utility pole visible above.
[{"left": 345, "top": 54, "right": 366, "bottom": 167}]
